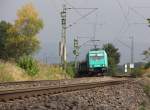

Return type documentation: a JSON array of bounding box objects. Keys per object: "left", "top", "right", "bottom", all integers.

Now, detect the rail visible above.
[{"left": 0, "top": 79, "right": 132, "bottom": 102}]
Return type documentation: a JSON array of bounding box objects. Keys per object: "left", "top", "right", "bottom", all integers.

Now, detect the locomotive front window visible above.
[{"left": 90, "top": 56, "right": 104, "bottom": 60}]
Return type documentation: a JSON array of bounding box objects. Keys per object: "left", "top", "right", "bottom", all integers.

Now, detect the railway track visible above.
[
  {"left": 0, "top": 76, "right": 129, "bottom": 90},
  {"left": 112, "top": 74, "right": 132, "bottom": 78},
  {"left": 0, "top": 79, "right": 132, "bottom": 102}
]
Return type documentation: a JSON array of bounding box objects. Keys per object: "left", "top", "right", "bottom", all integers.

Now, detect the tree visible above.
[
  {"left": 143, "top": 18, "right": 150, "bottom": 69},
  {"left": 102, "top": 43, "right": 120, "bottom": 75},
  {"left": 0, "top": 3, "right": 43, "bottom": 60},
  {"left": 0, "top": 21, "right": 12, "bottom": 59},
  {"left": 143, "top": 48, "right": 150, "bottom": 69},
  {"left": 143, "top": 48, "right": 150, "bottom": 62},
  {"left": 145, "top": 18, "right": 150, "bottom": 61},
  {"left": 7, "top": 3, "right": 43, "bottom": 59},
  {"left": 15, "top": 3, "right": 43, "bottom": 37}
]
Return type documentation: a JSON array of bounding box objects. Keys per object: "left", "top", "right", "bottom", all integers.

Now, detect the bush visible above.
[
  {"left": 66, "top": 63, "right": 76, "bottom": 78},
  {"left": 17, "top": 56, "right": 39, "bottom": 76},
  {"left": 130, "top": 68, "right": 143, "bottom": 78},
  {"left": 144, "top": 62, "right": 150, "bottom": 69},
  {"left": 147, "top": 74, "right": 150, "bottom": 78},
  {"left": 139, "top": 102, "right": 146, "bottom": 110},
  {"left": 143, "top": 85, "right": 150, "bottom": 97}
]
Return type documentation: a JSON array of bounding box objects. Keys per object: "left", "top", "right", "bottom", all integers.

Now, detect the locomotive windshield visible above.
[{"left": 90, "top": 56, "right": 104, "bottom": 60}]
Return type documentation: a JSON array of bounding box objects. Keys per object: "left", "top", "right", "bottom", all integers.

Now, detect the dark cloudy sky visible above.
[{"left": 0, "top": 0, "right": 150, "bottom": 64}]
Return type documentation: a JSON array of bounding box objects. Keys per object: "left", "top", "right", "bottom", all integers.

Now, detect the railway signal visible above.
[
  {"left": 73, "top": 38, "right": 79, "bottom": 56},
  {"left": 74, "top": 39, "right": 78, "bottom": 48}
]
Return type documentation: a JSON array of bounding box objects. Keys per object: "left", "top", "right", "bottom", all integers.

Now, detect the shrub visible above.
[
  {"left": 143, "top": 85, "right": 150, "bottom": 97},
  {"left": 144, "top": 62, "right": 150, "bottom": 69},
  {"left": 139, "top": 102, "right": 146, "bottom": 110},
  {"left": 17, "top": 56, "right": 39, "bottom": 76},
  {"left": 66, "top": 63, "right": 76, "bottom": 78},
  {"left": 147, "top": 74, "right": 150, "bottom": 78},
  {"left": 130, "top": 68, "right": 143, "bottom": 78}
]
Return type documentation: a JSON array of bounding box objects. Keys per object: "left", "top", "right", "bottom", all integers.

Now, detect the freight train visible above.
[{"left": 77, "top": 49, "right": 108, "bottom": 77}]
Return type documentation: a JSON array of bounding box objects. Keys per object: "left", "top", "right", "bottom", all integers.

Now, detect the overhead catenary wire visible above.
[
  {"left": 63, "top": 0, "right": 83, "bottom": 16},
  {"left": 63, "top": 0, "right": 98, "bottom": 29},
  {"left": 115, "top": 0, "right": 130, "bottom": 26},
  {"left": 112, "top": 1, "right": 130, "bottom": 39},
  {"left": 128, "top": 7, "right": 146, "bottom": 20},
  {"left": 124, "top": 0, "right": 148, "bottom": 24},
  {"left": 115, "top": 38, "right": 130, "bottom": 48},
  {"left": 66, "top": 8, "right": 98, "bottom": 29},
  {"left": 134, "top": 6, "right": 150, "bottom": 9},
  {"left": 114, "top": 0, "right": 133, "bottom": 40},
  {"left": 93, "top": 13, "right": 98, "bottom": 40}
]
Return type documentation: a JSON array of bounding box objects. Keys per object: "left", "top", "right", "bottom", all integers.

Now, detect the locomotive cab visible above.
[
  {"left": 87, "top": 49, "right": 108, "bottom": 74},
  {"left": 77, "top": 49, "right": 108, "bottom": 77}
]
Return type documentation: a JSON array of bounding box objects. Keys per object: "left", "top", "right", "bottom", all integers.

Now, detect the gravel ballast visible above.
[{"left": 0, "top": 81, "right": 148, "bottom": 110}]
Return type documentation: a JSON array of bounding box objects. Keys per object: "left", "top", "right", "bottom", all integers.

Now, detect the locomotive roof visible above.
[{"left": 89, "top": 49, "right": 106, "bottom": 53}]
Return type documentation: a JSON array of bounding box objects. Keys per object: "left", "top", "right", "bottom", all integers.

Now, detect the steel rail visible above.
[
  {"left": 0, "top": 76, "right": 132, "bottom": 86},
  {"left": 0, "top": 79, "right": 132, "bottom": 102},
  {"left": 112, "top": 75, "right": 133, "bottom": 78},
  {"left": 0, "top": 77, "right": 100, "bottom": 85},
  {"left": 0, "top": 77, "right": 92, "bottom": 90}
]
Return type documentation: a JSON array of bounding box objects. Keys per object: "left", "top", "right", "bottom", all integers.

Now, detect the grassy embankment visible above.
[{"left": 0, "top": 60, "right": 71, "bottom": 82}]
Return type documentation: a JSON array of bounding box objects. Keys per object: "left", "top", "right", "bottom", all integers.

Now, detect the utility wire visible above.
[
  {"left": 93, "top": 13, "right": 98, "bottom": 40},
  {"left": 63, "top": 0, "right": 98, "bottom": 29},
  {"left": 124, "top": 0, "right": 148, "bottom": 24},
  {"left": 115, "top": 38, "right": 130, "bottom": 48},
  {"left": 66, "top": 8, "right": 97, "bottom": 28},
  {"left": 134, "top": 6, "right": 150, "bottom": 9},
  {"left": 115, "top": 0, "right": 130, "bottom": 26},
  {"left": 115, "top": 20, "right": 127, "bottom": 37},
  {"left": 63, "top": 0, "right": 98, "bottom": 17},
  {"left": 114, "top": 0, "right": 132, "bottom": 43},
  {"left": 63, "top": 0, "right": 83, "bottom": 16},
  {"left": 129, "top": 7, "right": 146, "bottom": 20}
]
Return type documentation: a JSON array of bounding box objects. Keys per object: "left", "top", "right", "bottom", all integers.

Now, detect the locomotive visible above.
[{"left": 77, "top": 49, "right": 108, "bottom": 76}]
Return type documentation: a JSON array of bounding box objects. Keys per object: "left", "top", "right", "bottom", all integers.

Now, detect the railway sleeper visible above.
[{"left": 0, "top": 79, "right": 131, "bottom": 102}]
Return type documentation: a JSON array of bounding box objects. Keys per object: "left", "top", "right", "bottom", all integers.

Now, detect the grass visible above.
[
  {"left": 130, "top": 68, "right": 143, "bottom": 77},
  {"left": 0, "top": 60, "right": 71, "bottom": 82},
  {"left": 144, "top": 68, "right": 150, "bottom": 78},
  {"left": 33, "top": 64, "right": 70, "bottom": 80},
  {"left": 0, "top": 60, "right": 29, "bottom": 82}
]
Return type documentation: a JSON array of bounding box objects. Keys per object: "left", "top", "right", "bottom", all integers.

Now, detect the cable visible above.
[
  {"left": 115, "top": 38, "right": 130, "bottom": 48},
  {"left": 124, "top": 0, "right": 148, "bottom": 24},
  {"left": 134, "top": 6, "right": 150, "bottom": 9},
  {"left": 129, "top": 7, "right": 146, "bottom": 20},
  {"left": 63, "top": 0, "right": 98, "bottom": 29},
  {"left": 115, "top": 0, "right": 130, "bottom": 26},
  {"left": 63, "top": 0, "right": 83, "bottom": 16},
  {"left": 93, "top": 13, "right": 98, "bottom": 40},
  {"left": 66, "top": 8, "right": 97, "bottom": 28}
]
